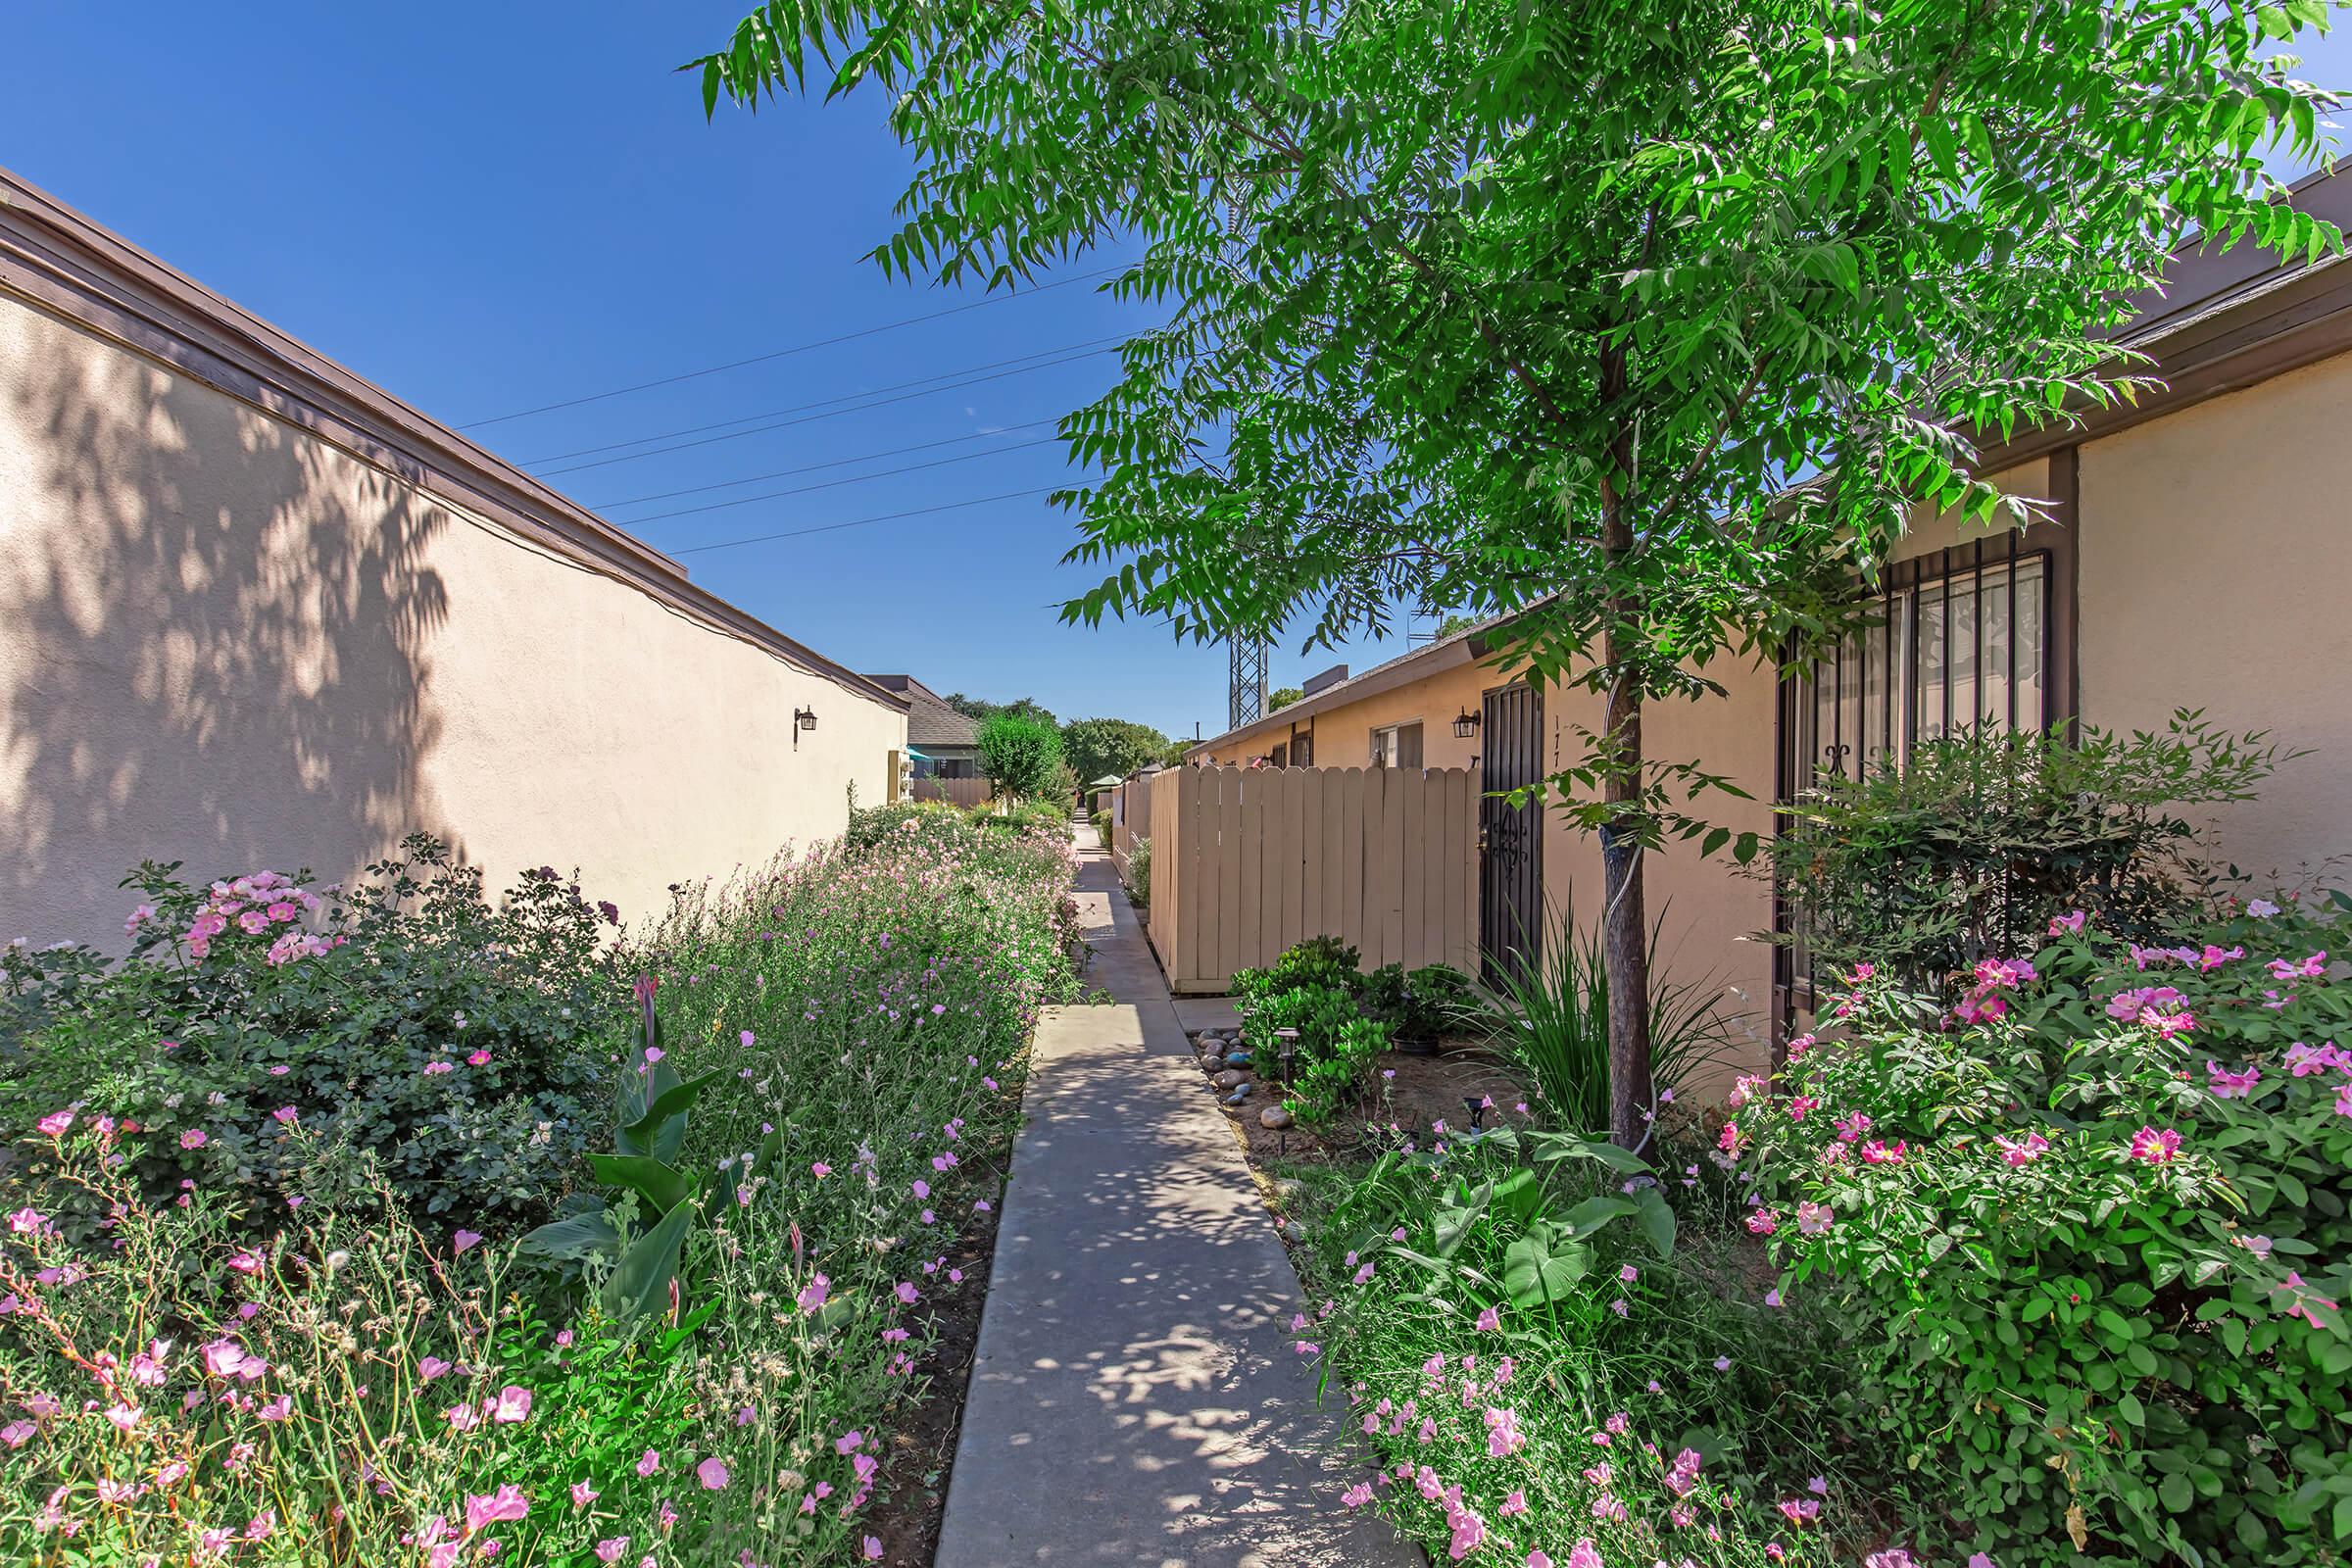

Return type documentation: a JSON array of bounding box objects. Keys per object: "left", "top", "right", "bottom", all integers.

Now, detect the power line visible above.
[
  {"left": 459, "top": 266, "right": 1124, "bottom": 428},
  {"left": 519, "top": 335, "right": 1117, "bottom": 465},
  {"left": 591, "top": 419, "right": 1060, "bottom": 511},
  {"left": 616, "top": 434, "right": 1064, "bottom": 525},
  {"left": 671, "top": 485, "right": 1066, "bottom": 557},
  {"left": 526, "top": 338, "right": 1123, "bottom": 474}
]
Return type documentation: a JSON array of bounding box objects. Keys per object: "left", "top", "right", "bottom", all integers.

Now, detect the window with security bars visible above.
[{"left": 1773, "top": 525, "right": 2075, "bottom": 1022}]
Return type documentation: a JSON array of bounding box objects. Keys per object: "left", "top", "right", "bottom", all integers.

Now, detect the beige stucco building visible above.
[
  {"left": 1, "top": 169, "right": 909, "bottom": 950},
  {"left": 1189, "top": 169, "right": 2352, "bottom": 1067}
]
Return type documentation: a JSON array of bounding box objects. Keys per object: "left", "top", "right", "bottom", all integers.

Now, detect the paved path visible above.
[{"left": 935, "top": 823, "right": 1418, "bottom": 1568}]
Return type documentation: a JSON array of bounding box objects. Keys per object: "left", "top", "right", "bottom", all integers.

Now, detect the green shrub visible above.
[
  {"left": 0, "top": 837, "right": 621, "bottom": 1233},
  {"left": 1124, "top": 834, "right": 1152, "bottom": 907},
  {"left": 1486, "top": 900, "right": 1734, "bottom": 1133},
  {"left": 1233, "top": 935, "right": 1361, "bottom": 1006},
  {"left": 1283, "top": 1015, "right": 1393, "bottom": 1126},
  {"left": 1770, "top": 711, "right": 2284, "bottom": 998},
  {"left": 1361, "top": 961, "right": 1485, "bottom": 1043},
  {"left": 1746, "top": 896, "right": 2352, "bottom": 1565},
  {"left": 976, "top": 710, "right": 1065, "bottom": 800}
]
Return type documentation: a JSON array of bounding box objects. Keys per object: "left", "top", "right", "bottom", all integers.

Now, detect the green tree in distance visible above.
[
  {"left": 1061, "top": 715, "right": 1174, "bottom": 782},
  {"left": 1266, "top": 687, "right": 1304, "bottom": 711},
  {"left": 696, "top": 0, "right": 2338, "bottom": 1141},
  {"left": 975, "top": 712, "right": 1065, "bottom": 801},
  {"left": 945, "top": 693, "right": 1059, "bottom": 730}
]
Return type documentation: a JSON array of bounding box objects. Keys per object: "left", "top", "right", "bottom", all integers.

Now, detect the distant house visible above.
[{"left": 863, "top": 675, "right": 980, "bottom": 778}]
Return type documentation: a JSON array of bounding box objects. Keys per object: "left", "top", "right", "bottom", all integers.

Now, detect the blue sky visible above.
[{"left": 3, "top": 6, "right": 2344, "bottom": 742}]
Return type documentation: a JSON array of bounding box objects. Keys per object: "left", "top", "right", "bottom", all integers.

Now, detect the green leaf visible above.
[
  {"left": 588, "top": 1153, "right": 695, "bottom": 1213},
  {"left": 603, "top": 1198, "right": 698, "bottom": 1320},
  {"left": 1502, "top": 1221, "right": 1590, "bottom": 1308},
  {"left": 516, "top": 1209, "right": 621, "bottom": 1264}
]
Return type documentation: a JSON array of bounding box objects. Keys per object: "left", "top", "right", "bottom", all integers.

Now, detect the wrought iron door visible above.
[{"left": 1478, "top": 683, "right": 1544, "bottom": 988}]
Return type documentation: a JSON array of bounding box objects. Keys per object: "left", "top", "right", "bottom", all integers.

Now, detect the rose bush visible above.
[
  {"left": 0, "top": 837, "right": 622, "bottom": 1236},
  {"left": 1742, "top": 896, "right": 2352, "bottom": 1565}
]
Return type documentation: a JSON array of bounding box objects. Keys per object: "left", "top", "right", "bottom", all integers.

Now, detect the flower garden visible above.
[
  {"left": 1234, "top": 725, "right": 2352, "bottom": 1568},
  {"left": 0, "top": 801, "right": 1082, "bottom": 1566}
]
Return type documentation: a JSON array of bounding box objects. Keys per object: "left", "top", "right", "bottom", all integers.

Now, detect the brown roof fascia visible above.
[{"left": 0, "top": 166, "right": 906, "bottom": 714}]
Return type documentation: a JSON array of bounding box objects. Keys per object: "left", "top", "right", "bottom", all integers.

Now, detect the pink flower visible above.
[
  {"left": 861, "top": 1539, "right": 884, "bottom": 1561},
  {"left": 811, "top": 1162, "right": 832, "bottom": 1179},
  {"left": 1565, "top": 1541, "right": 1603, "bottom": 1568},
  {"left": 571, "top": 1482, "right": 599, "bottom": 1508},
  {"left": 1859, "top": 1139, "right": 1907, "bottom": 1164},
  {"left": 464, "top": 1486, "right": 529, "bottom": 1535},
  {"left": 2129, "top": 1126, "right": 2181, "bottom": 1165},
  {"left": 836, "top": 1430, "right": 864, "bottom": 1455},
  {"left": 34, "top": 1110, "right": 73, "bottom": 1139},
  {"left": 419, "top": 1356, "right": 453, "bottom": 1382},
  {"left": 466, "top": 1051, "right": 491, "bottom": 1067},
  {"left": 1995, "top": 1131, "right": 2049, "bottom": 1166},
  {"left": 452, "top": 1231, "right": 483, "bottom": 1254},
  {"left": 1476, "top": 1305, "right": 1501, "bottom": 1332},
  {"left": 423, "top": 1061, "right": 455, "bottom": 1076},
  {"left": 246, "top": 1509, "right": 276, "bottom": 1542},
  {"left": 595, "top": 1540, "right": 630, "bottom": 1564},
  {"left": 1745, "top": 1208, "right": 1779, "bottom": 1236},
  {"left": 6, "top": 1207, "right": 46, "bottom": 1236},
  {"left": 1834, "top": 1111, "right": 1872, "bottom": 1143},
  {"left": 1, "top": 1420, "right": 35, "bottom": 1448},
  {"left": 1795, "top": 1200, "right": 1835, "bottom": 1236},
  {"left": 2048, "top": 909, "right": 2086, "bottom": 936},
  {"left": 2206, "top": 1061, "right": 2261, "bottom": 1100},
  {"left": 894, "top": 1281, "right": 919, "bottom": 1304},
  {"left": 489, "top": 1386, "right": 532, "bottom": 1424},
  {"left": 635, "top": 1449, "right": 661, "bottom": 1477},
  {"left": 179, "top": 1129, "right": 208, "bottom": 1150},
  {"left": 227, "top": 1250, "right": 265, "bottom": 1275},
  {"left": 798, "top": 1274, "right": 832, "bottom": 1313},
  {"left": 270, "top": 1105, "right": 298, "bottom": 1125},
  {"left": 697, "top": 1456, "right": 730, "bottom": 1491},
  {"left": 1342, "top": 1482, "right": 1375, "bottom": 1507}
]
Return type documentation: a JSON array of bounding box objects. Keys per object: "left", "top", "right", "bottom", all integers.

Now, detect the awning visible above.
[{"left": 906, "top": 749, "right": 932, "bottom": 761}]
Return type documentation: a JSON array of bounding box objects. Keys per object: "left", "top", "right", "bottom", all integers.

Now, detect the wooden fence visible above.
[
  {"left": 909, "top": 776, "right": 992, "bottom": 808},
  {"left": 1147, "top": 764, "right": 1478, "bottom": 994}
]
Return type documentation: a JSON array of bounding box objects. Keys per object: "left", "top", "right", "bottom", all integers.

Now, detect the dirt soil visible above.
[
  {"left": 861, "top": 1175, "right": 1006, "bottom": 1566},
  {"left": 1197, "top": 1036, "right": 1528, "bottom": 1170}
]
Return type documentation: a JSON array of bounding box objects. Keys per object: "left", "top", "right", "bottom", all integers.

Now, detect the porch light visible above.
[
  {"left": 793, "top": 707, "right": 818, "bottom": 749},
  {"left": 1452, "top": 709, "right": 1481, "bottom": 739}
]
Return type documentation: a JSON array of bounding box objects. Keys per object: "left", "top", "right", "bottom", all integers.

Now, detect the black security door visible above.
[{"left": 1478, "top": 683, "right": 1544, "bottom": 988}]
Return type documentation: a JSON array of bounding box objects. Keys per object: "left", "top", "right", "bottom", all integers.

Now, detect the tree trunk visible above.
[
  {"left": 1599, "top": 623, "right": 1654, "bottom": 1148},
  {"left": 1596, "top": 377, "right": 1653, "bottom": 1149}
]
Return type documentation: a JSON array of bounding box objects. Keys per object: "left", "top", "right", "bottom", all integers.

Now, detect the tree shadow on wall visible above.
[{"left": 2, "top": 335, "right": 451, "bottom": 948}]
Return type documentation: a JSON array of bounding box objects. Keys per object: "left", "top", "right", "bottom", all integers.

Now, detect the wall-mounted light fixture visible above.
[
  {"left": 1452, "top": 709, "right": 1482, "bottom": 739},
  {"left": 793, "top": 707, "right": 817, "bottom": 749}
]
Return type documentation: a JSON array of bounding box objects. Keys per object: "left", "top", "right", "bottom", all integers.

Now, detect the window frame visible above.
[{"left": 1769, "top": 486, "right": 2080, "bottom": 1045}]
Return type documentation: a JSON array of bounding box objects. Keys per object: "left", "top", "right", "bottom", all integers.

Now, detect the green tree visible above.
[
  {"left": 1266, "top": 686, "right": 1304, "bottom": 711},
  {"left": 976, "top": 712, "right": 1065, "bottom": 801},
  {"left": 697, "top": 1, "right": 2336, "bottom": 1140},
  {"left": 945, "top": 693, "right": 1059, "bottom": 730},
  {"left": 1060, "top": 715, "right": 1173, "bottom": 782}
]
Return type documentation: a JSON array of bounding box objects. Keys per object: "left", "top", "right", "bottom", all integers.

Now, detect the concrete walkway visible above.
[{"left": 935, "top": 823, "right": 1418, "bottom": 1568}]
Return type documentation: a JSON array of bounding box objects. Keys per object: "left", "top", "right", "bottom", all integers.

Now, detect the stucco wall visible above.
[
  {"left": 2078, "top": 350, "right": 2352, "bottom": 886},
  {"left": 1, "top": 290, "right": 906, "bottom": 950}
]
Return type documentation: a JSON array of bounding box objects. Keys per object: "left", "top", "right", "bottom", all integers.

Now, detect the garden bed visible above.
[{"left": 0, "top": 800, "right": 1083, "bottom": 1566}]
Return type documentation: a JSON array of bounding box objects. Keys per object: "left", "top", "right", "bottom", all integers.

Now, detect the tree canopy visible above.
[
  {"left": 699, "top": 0, "right": 2339, "bottom": 1136},
  {"left": 1060, "top": 715, "right": 1174, "bottom": 782},
  {"left": 975, "top": 712, "right": 1066, "bottom": 800}
]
